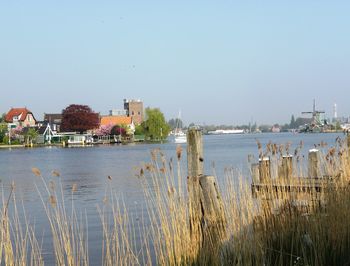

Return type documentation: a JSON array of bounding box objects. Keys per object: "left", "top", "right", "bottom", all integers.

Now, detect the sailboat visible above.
[{"left": 174, "top": 111, "right": 187, "bottom": 144}]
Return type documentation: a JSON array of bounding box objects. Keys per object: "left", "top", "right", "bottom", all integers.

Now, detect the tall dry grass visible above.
[{"left": 2, "top": 136, "right": 350, "bottom": 265}]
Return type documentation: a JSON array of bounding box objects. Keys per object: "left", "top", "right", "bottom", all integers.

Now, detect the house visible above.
[
  {"left": 100, "top": 115, "right": 135, "bottom": 135},
  {"left": 44, "top": 113, "right": 62, "bottom": 132},
  {"left": 5, "top": 107, "right": 36, "bottom": 127}
]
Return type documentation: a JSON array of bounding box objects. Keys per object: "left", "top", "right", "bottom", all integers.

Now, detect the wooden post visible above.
[
  {"left": 308, "top": 149, "right": 320, "bottom": 178},
  {"left": 259, "top": 157, "right": 270, "bottom": 182},
  {"left": 187, "top": 128, "right": 204, "bottom": 178},
  {"left": 279, "top": 155, "right": 293, "bottom": 179},
  {"left": 187, "top": 128, "right": 226, "bottom": 261},
  {"left": 187, "top": 128, "right": 203, "bottom": 250},
  {"left": 347, "top": 133, "right": 350, "bottom": 162},
  {"left": 270, "top": 155, "right": 278, "bottom": 179},
  {"left": 251, "top": 163, "right": 260, "bottom": 183}
]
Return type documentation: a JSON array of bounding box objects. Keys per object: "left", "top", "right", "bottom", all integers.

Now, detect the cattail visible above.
[
  {"left": 32, "top": 167, "right": 41, "bottom": 177},
  {"left": 256, "top": 139, "right": 262, "bottom": 150},
  {"left": 49, "top": 180, "right": 56, "bottom": 191},
  {"left": 272, "top": 144, "right": 277, "bottom": 155},
  {"left": 329, "top": 147, "right": 336, "bottom": 157},
  {"left": 266, "top": 141, "right": 272, "bottom": 153},
  {"left": 49, "top": 195, "right": 57, "bottom": 208},
  {"left": 140, "top": 168, "right": 144, "bottom": 177},
  {"left": 72, "top": 183, "right": 77, "bottom": 192},
  {"left": 159, "top": 167, "right": 165, "bottom": 174},
  {"left": 294, "top": 148, "right": 299, "bottom": 156},
  {"left": 176, "top": 145, "right": 182, "bottom": 160},
  {"left": 107, "top": 175, "right": 112, "bottom": 180},
  {"left": 51, "top": 170, "right": 60, "bottom": 177},
  {"left": 103, "top": 197, "right": 108, "bottom": 204}
]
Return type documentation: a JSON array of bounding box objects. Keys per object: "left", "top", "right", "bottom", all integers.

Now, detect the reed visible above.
[{"left": 2, "top": 136, "right": 350, "bottom": 265}]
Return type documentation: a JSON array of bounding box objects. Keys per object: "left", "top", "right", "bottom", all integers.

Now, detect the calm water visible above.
[{"left": 0, "top": 132, "right": 345, "bottom": 264}]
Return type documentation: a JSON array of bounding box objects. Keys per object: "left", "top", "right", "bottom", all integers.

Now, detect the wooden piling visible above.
[
  {"left": 279, "top": 155, "right": 293, "bottom": 179},
  {"left": 347, "top": 133, "right": 350, "bottom": 162},
  {"left": 259, "top": 157, "right": 271, "bottom": 182},
  {"left": 251, "top": 163, "right": 260, "bottom": 183},
  {"left": 308, "top": 149, "right": 320, "bottom": 178},
  {"left": 187, "top": 128, "right": 226, "bottom": 260}
]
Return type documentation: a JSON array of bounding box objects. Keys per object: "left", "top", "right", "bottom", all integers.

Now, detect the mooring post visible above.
[
  {"left": 308, "top": 149, "right": 320, "bottom": 178},
  {"left": 251, "top": 163, "right": 260, "bottom": 183},
  {"left": 187, "top": 128, "right": 226, "bottom": 260},
  {"left": 347, "top": 132, "right": 350, "bottom": 162},
  {"left": 187, "top": 128, "right": 204, "bottom": 249},
  {"left": 279, "top": 155, "right": 293, "bottom": 179},
  {"left": 259, "top": 157, "right": 271, "bottom": 182}
]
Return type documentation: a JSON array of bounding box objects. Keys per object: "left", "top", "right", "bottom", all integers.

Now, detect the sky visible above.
[{"left": 1, "top": 1, "right": 350, "bottom": 126}]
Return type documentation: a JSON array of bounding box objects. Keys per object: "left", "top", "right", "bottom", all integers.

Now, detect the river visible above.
[{"left": 0, "top": 132, "right": 345, "bottom": 264}]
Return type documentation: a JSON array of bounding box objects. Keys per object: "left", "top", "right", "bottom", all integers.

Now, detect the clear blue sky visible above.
[{"left": 1, "top": 1, "right": 349, "bottom": 125}]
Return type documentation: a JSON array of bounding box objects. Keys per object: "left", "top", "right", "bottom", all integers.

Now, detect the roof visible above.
[
  {"left": 100, "top": 116, "right": 132, "bottom": 126},
  {"left": 44, "top": 113, "right": 62, "bottom": 123},
  {"left": 5, "top": 108, "right": 35, "bottom": 122}
]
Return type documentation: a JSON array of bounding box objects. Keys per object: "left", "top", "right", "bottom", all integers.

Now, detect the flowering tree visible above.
[
  {"left": 111, "top": 125, "right": 126, "bottom": 136},
  {"left": 95, "top": 123, "right": 114, "bottom": 136}
]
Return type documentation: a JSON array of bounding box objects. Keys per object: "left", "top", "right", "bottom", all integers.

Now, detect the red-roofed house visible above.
[
  {"left": 5, "top": 108, "right": 36, "bottom": 127},
  {"left": 100, "top": 115, "right": 135, "bottom": 135},
  {"left": 100, "top": 116, "right": 132, "bottom": 126}
]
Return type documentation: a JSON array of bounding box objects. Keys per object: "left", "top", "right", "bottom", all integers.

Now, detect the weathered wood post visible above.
[
  {"left": 259, "top": 157, "right": 271, "bottom": 182},
  {"left": 308, "top": 149, "right": 320, "bottom": 178},
  {"left": 279, "top": 155, "right": 293, "bottom": 179},
  {"left": 347, "top": 132, "right": 350, "bottom": 163},
  {"left": 270, "top": 155, "right": 278, "bottom": 179},
  {"left": 187, "top": 128, "right": 226, "bottom": 261},
  {"left": 251, "top": 163, "right": 260, "bottom": 183}
]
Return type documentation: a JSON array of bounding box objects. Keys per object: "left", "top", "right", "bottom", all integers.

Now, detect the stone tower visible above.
[{"left": 123, "top": 99, "right": 144, "bottom": 125}]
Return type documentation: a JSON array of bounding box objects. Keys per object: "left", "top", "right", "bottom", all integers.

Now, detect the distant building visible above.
[
  {"left": 5, "top": 107, "right": 36, "bottom": 127},
  {"left": 123, "top": 99, "right": 143, "bottom": 125},
  {"left": 44, "top": 113, "right": 62, "bottom": 132},
  {"left": 109, "top": 109, "right": 127, "bottom": 116},
  {"left": 271, "top": 124, "right": 281, "bottom": 133},
  {"left": 100, "top": 115, "right": 135, "bottom": 135},
  {"left": 100, "top": 116, "right": 132, "bottom": 127}
]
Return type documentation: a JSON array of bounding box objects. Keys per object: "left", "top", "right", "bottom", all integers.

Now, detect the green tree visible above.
[
  {"left": 290, "top": 115, "right": 296, "bottom": 129},
  {"left": 0, "top": 113, "right": 5, "bottom": 123},
  {"left": 142, "top": 108, "right": 170, "bottom": 141},
  {"left": 23, "top": 127, "right": 39, "bottom": 144},
  {"left": 134, "top": 124, "right": 145, "bottom": 135},
  {"left": 0, "top": 124, "right": 7, "bottom": 143},
  {"left": 335, "top": 121, "right": 341, "bottom": 131}
]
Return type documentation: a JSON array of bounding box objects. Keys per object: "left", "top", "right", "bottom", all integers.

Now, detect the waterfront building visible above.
[
  {"left": 5, "top": 107, "right": 36, "bottom": 127},
  {"left": 100, "top": 115, "right": 135, "bottom": 135},
  {"left": 123, "top": 99, "right": 143, "bottom": 125},
  {"left": 44, "top": 113, "right": 62, "bottom": 132}
]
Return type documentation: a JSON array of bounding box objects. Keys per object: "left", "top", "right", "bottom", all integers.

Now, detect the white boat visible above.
[
  {"left": 67, "top": 134, "right": 93, "bottom": 146},
  {"left": 174, "top": 110, "right": 187, "bottom": 144},
  {"left": 207, "top": 129, "right": 244, "bottom": 135},
  {"left": 174, "top": 130, "right": 187, "bottom": 143}
]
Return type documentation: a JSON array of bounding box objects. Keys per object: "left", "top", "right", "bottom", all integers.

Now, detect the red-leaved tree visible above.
[{"left": 61, "top": 104, "right": 100, "bottom": 133}]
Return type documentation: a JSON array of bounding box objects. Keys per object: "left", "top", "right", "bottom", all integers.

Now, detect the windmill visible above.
[{"left": 302, "top": 99, "right": 325, "bottom": 129}]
